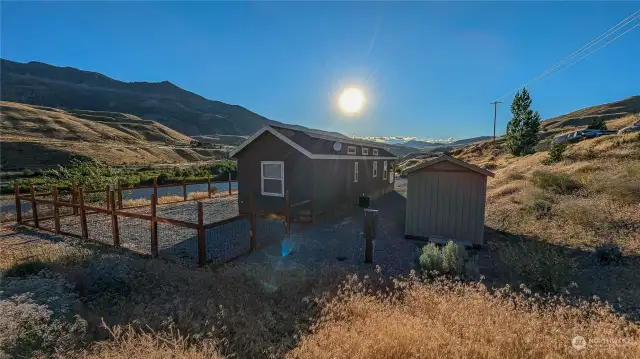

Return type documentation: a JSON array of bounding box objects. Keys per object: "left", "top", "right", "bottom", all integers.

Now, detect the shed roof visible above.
[{"left": 404, "top": 155, "right": 494, "bottom": 177}]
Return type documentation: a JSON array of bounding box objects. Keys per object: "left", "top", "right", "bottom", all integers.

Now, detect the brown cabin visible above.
[
  {"left": 404, "top": 155, "right": 494, "bottom": 247},
  {"left": 230, "top": 124, "right": 397, "bottom": 216}
]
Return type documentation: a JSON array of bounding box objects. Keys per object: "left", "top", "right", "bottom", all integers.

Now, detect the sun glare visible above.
[{"left": 338, "top": 88, "right": 365, "bottom": 114}]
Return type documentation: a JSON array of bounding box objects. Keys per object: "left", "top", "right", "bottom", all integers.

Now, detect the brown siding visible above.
[
  {"left": 405, "top": 161, "right": 487, "bottom": 246},
  {"left": 235, "top": 131, "right": 311, "bottom": 214},
  {"left": 312, "top": 159, "right": 395, "bottom": 215}
]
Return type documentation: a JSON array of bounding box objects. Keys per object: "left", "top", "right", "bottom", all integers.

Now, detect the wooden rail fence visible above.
[{"left": 12, "top": 184, "right": 315, "bottom": 267}]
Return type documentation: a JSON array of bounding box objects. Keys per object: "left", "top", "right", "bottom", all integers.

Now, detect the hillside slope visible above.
[
  {"left": 542, "top": 95, "right": 640, "bottom": 130},
  {"left": 0, "top": 59, "right": 275, "bottom": 136},
  {"left": 0, "top": 102, "right": 225, "bottom": 168}
]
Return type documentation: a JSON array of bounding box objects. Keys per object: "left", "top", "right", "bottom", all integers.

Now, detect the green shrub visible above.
[
  {"left": 22, "top": 169, "right": 34, "bottom": 176},
  {"left": 530, "top": 170, "right": 581, "bottom": 194},
  {"left": 442, "top": 241, "right": 468, "bottom": 274},
  {"left": 499, "top": 239, "right": 576, "bottom": 292},
  {"left": 419, "top": 241, "right": 469, "bottom": 276},
  {"left": 595, "top": 243, "right": 622, "bottom": 265},
  {"left": 419, "top": 243, "right": 442, "bottom": 273},
  {"left": 587, "top": 118, "right": 607, "bottom": 130},
  {"left": 541, "top": 142, "right": 566, "bottom": 165}
]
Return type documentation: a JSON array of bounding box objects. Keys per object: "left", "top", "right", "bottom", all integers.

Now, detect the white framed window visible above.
[
  {"left": 362, "top": 147, "right": 369, "bottom": 155},
  {"left": 383, "top": 161, "right": 388, "bottom": 180},
  {"left": 373, "top": 161, "right": 378, "bottom": 178},
  {"left": 261, "top": 161, "right": 284, "bottom": 197},
  {"left": 390, "top": 164, "right": 395, "bottom": 184},
  {"left": 347, "top": 146, "right": 357, "bottom": 155},
  {"left": 373, "top": 149, "right": 379, "bottom": 156},
  {"left": 354, "top": 161, "right": 359, "bottom": 183}
]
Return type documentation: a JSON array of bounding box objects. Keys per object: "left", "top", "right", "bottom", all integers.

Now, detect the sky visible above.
[{"left": 1, "top": 2, "right": 639, "bottom": 140}]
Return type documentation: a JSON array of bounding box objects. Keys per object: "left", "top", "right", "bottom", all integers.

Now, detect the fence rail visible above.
[{"left": 11, "top": 183, "right": 315, "bottom": 267}]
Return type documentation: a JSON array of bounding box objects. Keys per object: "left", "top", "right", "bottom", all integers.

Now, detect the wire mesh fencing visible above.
[
  {"left": 56, "top": 204, "right": 83, "bottom": 237},
  {"left": 204, "top": 216, "right": 251, "bottom": 264},
  {"left": 85, "top": 211, "right": 115, "bottom": 246},
  {"left": 256, "top": 215, "right": 285, "bottom": 249},
  {"left": 117, "top": 216, "right": 151, "bottom": 255},
  {"left": 157, "top": 222, "right": 199, "bottom": 265}
]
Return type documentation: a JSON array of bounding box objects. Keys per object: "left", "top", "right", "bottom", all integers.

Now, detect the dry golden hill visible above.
[
  {"left": 542, "top": 95, "right": 640, "bottom": 130},
  {"left": 0, "top": 101, "right": 226, "bottom": 168}
]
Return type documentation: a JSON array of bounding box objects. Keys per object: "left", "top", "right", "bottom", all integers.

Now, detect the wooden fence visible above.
[{"left": 13, "top": 184, "right": 314, "bottom": 266}]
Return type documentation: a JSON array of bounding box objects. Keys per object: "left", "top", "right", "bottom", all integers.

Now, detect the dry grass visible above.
[
  {"left": 289, "top": 277, "right": 640, "bottom": 359},
  {"left": 69, "top": 322, "right": 223, "bottom": 359}
]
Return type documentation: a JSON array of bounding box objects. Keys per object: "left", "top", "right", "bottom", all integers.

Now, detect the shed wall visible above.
[{"left": 405, "top": 165, "right": 487, "bottom": 246}]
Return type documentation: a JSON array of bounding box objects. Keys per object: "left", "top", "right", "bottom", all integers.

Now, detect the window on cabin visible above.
[
  {"left": 373, "top": 161, "right": 377, "bottom": 178},
  {"left": 347, "top": 146, "right": 357, "bottom": 155},
  {"left": 373, "top": 149, "right": 379, "bottom": 156},
  {"left": 261, "top": 161, "right": 284, "bottom": 197},
  {"left": 383, "top": 161, "right": 388, "bottom": 180},
  {"left": 354, "top": 161, "right": 359, "bottom": 183},
  {"left": 362, "top": 147, "right": 369, "bottom": 155}
]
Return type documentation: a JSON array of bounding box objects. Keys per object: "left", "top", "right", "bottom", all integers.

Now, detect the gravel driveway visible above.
[{"left": 233, "top": 187, "right": 420, "bottom": 277}]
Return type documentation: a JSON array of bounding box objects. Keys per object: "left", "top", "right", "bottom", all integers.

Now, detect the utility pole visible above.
[{"left": 490, "top": 100, "right": 502, "bottom": 145}]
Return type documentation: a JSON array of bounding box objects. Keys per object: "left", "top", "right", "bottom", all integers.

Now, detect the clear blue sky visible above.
[{"left": 1, "top": 2, "right": 638, "bottom": 139}]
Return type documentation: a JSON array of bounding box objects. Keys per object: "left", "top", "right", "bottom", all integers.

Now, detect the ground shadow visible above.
[{"left": 477, "top": 226, "right": 640, "bottom": 321}]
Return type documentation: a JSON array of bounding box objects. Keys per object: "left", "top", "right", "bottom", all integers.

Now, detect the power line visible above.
[
  {"left": 538, "top": 22, "right": 640, "bottom": 81},
  {"left": 494, "top": 9, "right": 640, "bottom": 101},
  {"left": 490, "top": 101, "right": 502, "bottom": 144}
]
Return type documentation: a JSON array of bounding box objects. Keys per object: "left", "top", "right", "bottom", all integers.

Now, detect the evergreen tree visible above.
[
  {"left": 587, "top": 117, "right": 607, "bottom": 130},
  {"left": 505, "top": 88, "right": 541, "bottom": 156}
]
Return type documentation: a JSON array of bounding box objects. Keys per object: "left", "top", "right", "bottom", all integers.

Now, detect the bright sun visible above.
[{"left": 338, "top": 88, "right": 365, "bottom": 114}]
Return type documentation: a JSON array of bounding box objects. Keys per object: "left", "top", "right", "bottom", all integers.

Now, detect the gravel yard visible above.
[
  {"left": 233, "top": 185, "right": 420, "bottom": 277},
  {"left": 14, "top": 182, "right": 421, "bottom": 273}
]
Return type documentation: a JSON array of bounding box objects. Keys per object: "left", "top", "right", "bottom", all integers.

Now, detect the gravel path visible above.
[{"left": 234, "top": 186, "right": 420, "bottom": 277}]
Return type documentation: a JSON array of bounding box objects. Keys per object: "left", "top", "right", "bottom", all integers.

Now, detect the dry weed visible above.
[{"left": 289, "top": 277, "right": 640, "bottom": 359}]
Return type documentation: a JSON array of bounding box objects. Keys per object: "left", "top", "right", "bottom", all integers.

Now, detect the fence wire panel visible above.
[
  {"left": 35, "top": 202, "right": 55, "bottom": 232},
  {"left": 256, "top": 216, "right": 284, "bottom": 248},
  {"left": 86, "top": 212, "right": 114, "bottom": 246},
  {"left": 205, "top": 217, "right": 250, "bottom": 264},
  {"left": 57, "top": 206, "right": 83, "bottom": 237},
  {"left": 117, "top": 217, "right": 151, "bottom": 255},
  {"left": 157, "top": 222, "right": 198, "bottom": 264}
]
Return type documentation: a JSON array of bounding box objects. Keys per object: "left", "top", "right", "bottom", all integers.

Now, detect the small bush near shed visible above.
[{"left": 419, "top": 241, "right": 469, "bottom": 276}]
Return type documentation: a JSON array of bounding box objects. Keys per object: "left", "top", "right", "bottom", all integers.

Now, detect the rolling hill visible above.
[
  {"left": 541, "top": 95, "right": 640, "bottom": 130},
  {"left": 0, "top": 102, "right": 226, "bottom": 168},
  {"left": 0, "top": 59, "right": 277, "bottom": 136}
]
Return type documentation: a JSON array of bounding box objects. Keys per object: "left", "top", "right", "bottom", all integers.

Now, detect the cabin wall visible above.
[{"left": 235, "top": 131, "right": 311, "bottom": 214}]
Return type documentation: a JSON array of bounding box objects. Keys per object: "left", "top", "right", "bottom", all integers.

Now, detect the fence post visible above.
[
  {"left": 228, "top": 173, "right": 232, "bottom": 196},
  {"left": 364, "top": 209, "right": 377, "bottom": 263},
  {"left": 153, "top": 178, "right": 159, "bottom": 202},
  {"left": 150, "top": 194, "right": 158, "bottom": 257},
  {"left": 207, "top": 178, "right": 212, "bottom": 198},
  {"left": 250, "top": 191, "right": 256, "bottom": 251},
  {"left": 52, "top": 186, "right": 60, "bottom": 234},
  {"left": 109, "top": 190, "right": 120, "bottom": 247},
  {"left": 183, "top": 181, "right": 188, "bottom": 201},
  {"left": 13, "top": 184, "right": 22, "bottom": 224},
  {"left": 29, "top": 184, "right": 39, "bottom": 228},
  {"left": 105, "top": 185, "right": 111, "bottom": 210},
  {"left": 117, "top": 179, "right": 123, "bottom": 210},
  {"left": 284, "top": 190, "right": 290, "bottom": 236},
  {"left": 71, "top": 182, "right": 78, "bottom": 215},
  {"left": 197, "top": 202, "right": 206, "bottom": 266},
  {"left": 79, "top": 188, "right": 88, "bottom": 240}
]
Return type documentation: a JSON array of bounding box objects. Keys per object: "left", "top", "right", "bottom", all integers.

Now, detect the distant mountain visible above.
[
  {"left": 542, "top": 95, "right": 640, "bottom": 130},
  {"left": 0, "top": 59, "right": 283, "bottom": 136}
]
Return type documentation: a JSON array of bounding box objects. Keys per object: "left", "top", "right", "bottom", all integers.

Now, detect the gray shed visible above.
[{"left": 404, "top": 155, "right": 494, "bottom": 247}]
